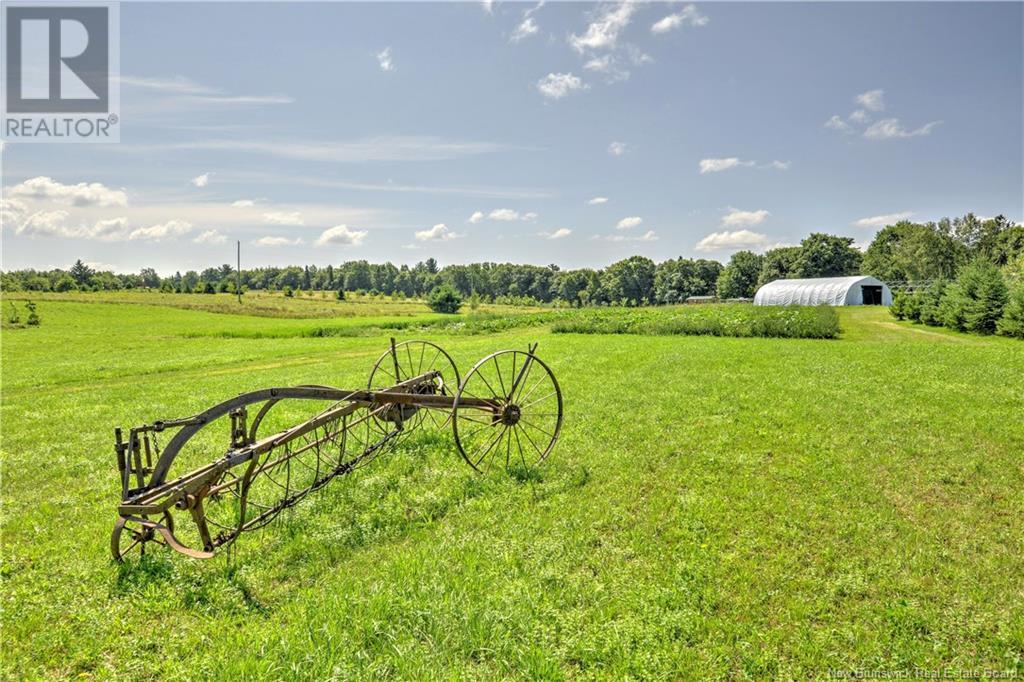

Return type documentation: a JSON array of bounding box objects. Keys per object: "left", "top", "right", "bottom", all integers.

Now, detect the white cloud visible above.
[
  {"left": 262, "top": 211, "right": 305, "bottom": 225},
  {"left": 481, "top": 0, "right": 494, "bottom": 13},
  {"left": 377, "top": 47, "right": 395, "bottom": 73},
  {"left": 540, "top": 228, "right": 572, "bottom": 240},
  {"left": 89, "top": 217, "right": 130, "bottom": 241},
  {"left": 651, "top": 4, "right": 709, "bottom": 34},
  {"left": 415, "top": 223, "right": 460, "bottom": 241},
  {"left": 255, "top": 235, "right": 304, "bottom": 247},
  {"left": 468, "top": 210, "right": 485, "bottom": 224},
  {"left": 8, "top": 176, "right": 127, "bottom": 207},
  {"left": 863, "top": 118, "right": 941, "bottom": 140},
  {"left": 125, "top": 136, "right": 512, "bottom": 163},
  {"left": 824, "top": 115, "right": 852, "bottom": 133},
  {"left": 597, "top": 230, "right": 658, "bottom": 243},
  {"left": 194, "top": 229, "right": 228, "bottom": 244},
  {"left": 587, "top": 196, "right": 609, "bottom": 205},
  {"left": 616, "top": 216, "right": 643, "bottom": 230},
  {"left": 852, "top": 211, "right": 915, "bottom": 228},
  {"left": 583, "top": 47, "right": 649, "bottom": 83},
  {"left": 16, "top": 210, "right": 71, "bottom": 237},
  {"left": 231, "top": 199, "right": 255, "bottom": 207},
  {"left": 120, "top": 75, "right": 293, "bottom": 106},
  {"left": 537, "top": 72, "right": 588, "bottom": 100},
  {"left": 511, "top": 17, "right": 539, "bottom": 43},
  {"left": 11, "top": 212, "right": 134, "bottom": 242},
  {"left": 0, "top": 197, "right": 28, "bottom": 225},
  {"left": 316, "top": 224, "right": 368, "bottom": 247},
  {"left": 488, "top": 208, "right": 537, "bottom": 221},
  {"left": 128, "top": 220, "right": 194, "bottom": 242},
  {"left": 721, "top": 208, "right": 770, "bottom": 227},
  {"left": 191, "top": 173, "right": 210, "bottom": 188},
  {"left": 570, "top": 2, "right": 637, "bottom": 53},
  {"left": 699, "top": 157, "right": 754, "bottom": 174},
  {"left": 855, "top": 89, "right": 885, "bottom": 112},
  {"left": 608, "top": 141, "right": 628, "bottom": 156},
  {"left": 827, "top": 89, "right": 939, "bottom": 141},
  {"left": 695, "top": 229, "right": 770, "bottom": 252},
  {"left": 767, "top": 160, "right": 791, "bottom": 171}
]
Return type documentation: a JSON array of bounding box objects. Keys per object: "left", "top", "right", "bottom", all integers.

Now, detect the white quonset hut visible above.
[{"left": 754, "top": 276, "right": 892, "bottom": 306}]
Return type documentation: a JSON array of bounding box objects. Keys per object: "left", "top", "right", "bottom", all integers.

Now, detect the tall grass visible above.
[{"left": 551, "top": 304, "right": 840, "bottom": 339}]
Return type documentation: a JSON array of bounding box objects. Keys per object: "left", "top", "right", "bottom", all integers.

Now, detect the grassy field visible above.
[{"left": 1, "top": 296, "right": 1022, "bottom": 679}]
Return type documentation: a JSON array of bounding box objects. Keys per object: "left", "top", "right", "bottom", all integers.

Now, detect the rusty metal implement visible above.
[{"left": 111, "top": 339, "right": 563, "bottom": 562}]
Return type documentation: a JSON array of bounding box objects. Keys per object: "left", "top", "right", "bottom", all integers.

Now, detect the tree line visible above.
[{"left": 2, "top": 213, "right": 1021, "bottom": 307}]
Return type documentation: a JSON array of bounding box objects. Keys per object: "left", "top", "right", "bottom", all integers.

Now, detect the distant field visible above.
[
  {"left": 3, "top": 290, "right": 542, "bottom": 319},
  {"left": 1, "top": 297, "right": 1021, "bottom": 679}
]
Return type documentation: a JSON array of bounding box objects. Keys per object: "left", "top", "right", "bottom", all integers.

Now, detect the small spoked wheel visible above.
[
  {"left": 453, "top": 350, "right": 563, "bottom": 473},
  {"left": 368, "top": 340, "right": 461, "bottom": 431},
  {"left": 111, "top": 513, "right": 174, "bottom": 563}
]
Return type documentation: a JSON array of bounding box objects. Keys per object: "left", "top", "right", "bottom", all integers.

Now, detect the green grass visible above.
[{"left": 1, "top": 298, "right": 1022, "bottom": 679}]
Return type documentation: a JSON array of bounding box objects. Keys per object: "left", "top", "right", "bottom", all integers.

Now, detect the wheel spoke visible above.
[
  {"left": 518, "top": 415, "right": 556, "bottom": 440},
  {"left": 515, "top": 423, "right": 546, "bottom": 462},
  {"left": 474, "top": 428, "right": 507, "bottom": 467},
  {"left": 512, "top": 424, "right": 528, "bottom": 469},
  {"left": 475, "top": 368, "right": 502, "bottom": 403},
  {"left": 493, "top": 356, "right": 508, "bottom": 402},
  {"left": 516, "top": 372, "right": 549, "bottom": 407},
  {"left": 519, "top": 390, "right": 558, "bottom": 412},
  {"left": 512, "top": 357, "right": 535, "bottom": 404}
]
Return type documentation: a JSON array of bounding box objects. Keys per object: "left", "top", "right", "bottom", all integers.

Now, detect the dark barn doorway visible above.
[{"left": 861, "top": 285, "right": 883, "bottom": 305}]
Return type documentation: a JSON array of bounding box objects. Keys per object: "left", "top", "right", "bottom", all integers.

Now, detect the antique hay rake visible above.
[{"left": 111, "top": 340, "right": 563, "bottom": 562}]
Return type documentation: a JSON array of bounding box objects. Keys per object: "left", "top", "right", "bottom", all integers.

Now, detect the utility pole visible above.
[{"left": 236, "top": 240, "right": 242, "bottom": 304}]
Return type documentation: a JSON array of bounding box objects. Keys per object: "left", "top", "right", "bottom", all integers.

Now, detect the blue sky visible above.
[{"left": 2, "top": 1, "right": 1022, "bottom": 274}]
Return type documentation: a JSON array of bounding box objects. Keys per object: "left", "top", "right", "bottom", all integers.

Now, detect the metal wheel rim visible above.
[
  {"left": 368, "top": 341, "right": 461, "bottom": 433},
  {"left": 452, "top": 350, "right": 563, "bottom": 473}
]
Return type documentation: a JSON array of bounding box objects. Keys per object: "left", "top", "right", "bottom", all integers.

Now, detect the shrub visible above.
[
  {"left": 427, "top": 285, "right": 462, "bottom": 314},
  {"left": 996, "top": 282, "right": 1024, "bottom": 339},
  {"left": 284, "top": 286, "right": 294, "bottom": 298},
  {"left": 890, "top": 291, "right": 911, "bottom": 320},
  {"left": 918, "top": 279, "right": 947, "bottom": 326},
  {"left": 25, "top": 301, "right": 40, "bottom": 326},
  {"left": 336, "top": 289, "right": 345, "bottom": 300},
  {"left": 940, "top": 261, "right": 1008, "bottom": 334},
  {"left": 6, "top": 302, "right": 20, "bottom": 325}
]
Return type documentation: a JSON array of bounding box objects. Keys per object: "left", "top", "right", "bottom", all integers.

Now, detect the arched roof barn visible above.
[{"left": 753, "top": 276, "right": 893, "bottom": 306}]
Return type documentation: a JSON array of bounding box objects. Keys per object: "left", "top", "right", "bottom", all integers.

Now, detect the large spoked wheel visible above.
[
  {"left": 452, "top": 350, "right": 563, "bottom": 473},
  {"left": 368, "top": 341, "right": 461, "bottom": 431},
  {"left": 111, "top": 512, "right": 174, "bottom": 563}
]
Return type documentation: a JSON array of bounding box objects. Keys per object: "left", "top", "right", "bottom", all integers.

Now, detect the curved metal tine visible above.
[{"left": 405, "top": 343, "right": 416, "bottom": 381}]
